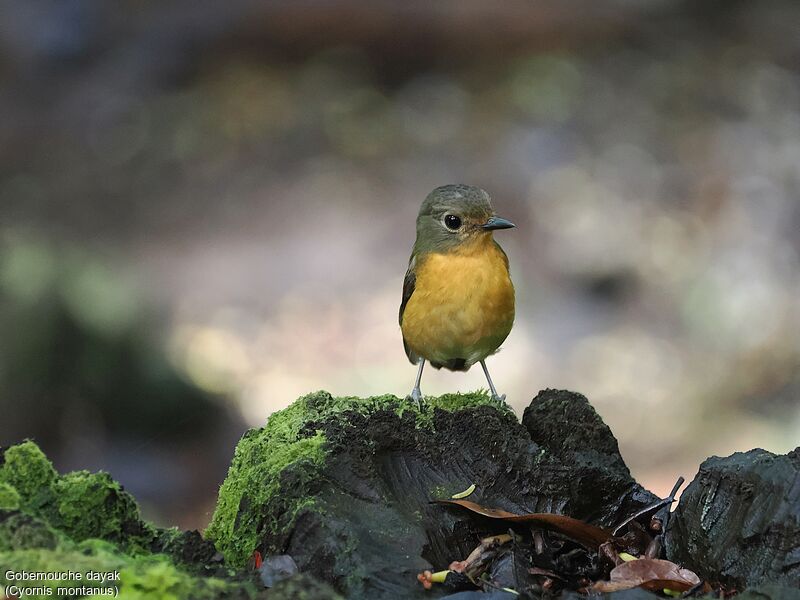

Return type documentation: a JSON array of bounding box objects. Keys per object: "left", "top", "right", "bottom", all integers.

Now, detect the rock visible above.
[
  {"left": 666, "top": 447, "right": 800, "bottom": 589},
  {"left": 259, "top": 555, "right": 300, "bottom": 587},
  {"left": 206, "top": 390, "right": 660, "bottom": 599}
]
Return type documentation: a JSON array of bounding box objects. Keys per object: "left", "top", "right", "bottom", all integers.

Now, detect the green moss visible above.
[
  {"left": 415, "top": 390, "right": 509, "bottom": 427},
  {"left": 49, "top": 470, "right": 155, "bottom": 547},
  {"left": 0, "top": 512, "right": 62, "bottom": 552},
  {"left": 206, "top": 390, "right": 510, "bottom": 568},
  {"left": 297, "top": 389, "right": 506, "bottom": 427},
  {"left": 0, "top": 441, "right": 156, "bottom": 551},
  {"left": 0, "top": 440, "right": 57, "bottom": 508},
  {"left": 206, "top": 423, "right": 326, "bottom": 568},
  {"left": 263, "top": 390, "right": 505, "bottom": 437},
  {"left": 206, "top": 390, "right": 411, "bottom": 567},
  {"left": 423, "top": 390, "right": 500, "bottom": 412},
  {"left": 0, "top": 540, "right": 256, "bottom": 600},
  {"left": 116, "top": 555, "right": 234, "bottom": 600},
  {"left": 0, "top": 481, "right": 21, "bottom": 510}
]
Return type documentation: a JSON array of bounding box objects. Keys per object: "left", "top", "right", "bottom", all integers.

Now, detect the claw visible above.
[{"left": 407, "top": 387, "right": 423, "bottom": 410}]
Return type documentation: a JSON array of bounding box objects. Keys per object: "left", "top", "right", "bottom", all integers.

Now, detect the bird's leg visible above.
[
  {"left": 480, "top": 360, "right": 506, "bottom": 403},
  {"left": 407, "top": 359, "right": 425, "bottom": 409}
]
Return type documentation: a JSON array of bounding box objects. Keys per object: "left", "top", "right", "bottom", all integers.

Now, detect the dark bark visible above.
[{"left": 666, "top": 447, "right": 800, "bottom": 590}]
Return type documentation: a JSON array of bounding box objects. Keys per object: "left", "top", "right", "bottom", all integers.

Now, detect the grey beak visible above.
[{"left": 482, "top": 216, "right": 515, "bottom": 231}]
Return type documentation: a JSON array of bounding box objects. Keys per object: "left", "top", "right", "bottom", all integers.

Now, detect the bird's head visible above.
[{"left": 414, "top": 184, "right": 514, "bottom": 254}]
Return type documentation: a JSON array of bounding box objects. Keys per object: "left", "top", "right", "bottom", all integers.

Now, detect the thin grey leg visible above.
[
  {"left": 480, "top": 360, "right": 506, "bottom": 403},
  {"left": 408, "top": 359, "right": 425, "bottom": 408}
]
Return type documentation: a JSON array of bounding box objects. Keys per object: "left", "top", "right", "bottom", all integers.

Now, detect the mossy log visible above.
[{"left": 206, "top": 390, "right": 659, "bottom": 598}]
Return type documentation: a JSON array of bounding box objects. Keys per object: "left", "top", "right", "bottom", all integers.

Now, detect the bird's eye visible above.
[{"left": 444, "top": 214, "right": 462, "bottom": 230}]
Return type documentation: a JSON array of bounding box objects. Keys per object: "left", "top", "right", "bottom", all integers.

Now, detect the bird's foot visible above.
[
  {"left": 491, "top": 393, "right": 507, "bottom": 404},
  {"left": 407, "top": 387, "right": 423, "bottom": 410}
]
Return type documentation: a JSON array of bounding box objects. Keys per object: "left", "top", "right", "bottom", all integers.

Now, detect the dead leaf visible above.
[
  {"left": 433, "top": 499, "right": 611, "bottom": 547},
  {"left": 592, "top": 558, "right": 701, "bottom": 593}
]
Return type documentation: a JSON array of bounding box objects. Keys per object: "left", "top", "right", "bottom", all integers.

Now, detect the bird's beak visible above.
[{"left": 482, "top": 216, "right": 515, "bottom": 231}]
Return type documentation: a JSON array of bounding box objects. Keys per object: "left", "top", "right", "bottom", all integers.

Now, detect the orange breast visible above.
[{"left": 401, "top": 236, "right": 515, "bottom": 368}]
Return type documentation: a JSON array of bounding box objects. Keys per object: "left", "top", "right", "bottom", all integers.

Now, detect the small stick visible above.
[
  {"left": 653, "top": 476, "right": 685, "bottom": 533},
  {"left": 613, "top": 476, "right": 685, "bottom": 537},
  {"left": 478, "top": 574, "right": 520, "bottom": 596}
]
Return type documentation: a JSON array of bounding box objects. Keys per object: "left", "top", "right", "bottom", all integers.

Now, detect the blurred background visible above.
[{"left": 2, "top": 0, "right": 799, "bottom": 531}]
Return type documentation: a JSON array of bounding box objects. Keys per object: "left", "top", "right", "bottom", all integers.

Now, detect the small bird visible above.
[{"left": 400, "top": 184, "right": 515, "bottom": 405}]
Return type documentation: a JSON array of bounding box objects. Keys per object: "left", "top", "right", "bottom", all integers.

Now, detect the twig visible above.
[
  {"left": 478, "top": 573, "right": 520, "bottom": 596},
  {"left": 612, "top": 476, "right": 685, "bottom": 537}
]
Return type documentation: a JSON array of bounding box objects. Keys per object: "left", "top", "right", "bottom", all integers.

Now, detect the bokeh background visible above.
[{"left": 2, "top": 0, "right": 799, "bottom": 531}]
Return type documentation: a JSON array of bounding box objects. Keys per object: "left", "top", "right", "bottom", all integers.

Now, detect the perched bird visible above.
[{"left": 399, "top": 184, "right": 515, "bottom": 405}]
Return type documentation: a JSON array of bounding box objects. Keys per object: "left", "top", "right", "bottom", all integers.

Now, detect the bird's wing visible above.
[
  {"left": 399, "top": 255, "right": 419, "bottom": 364},
  {"left": 399, "top": 255, "right": 417, "bottom": 326}
]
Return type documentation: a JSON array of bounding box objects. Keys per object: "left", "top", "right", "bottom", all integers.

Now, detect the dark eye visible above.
[{"left": 444, "top": 214, "right": 462, "bottom": 230}]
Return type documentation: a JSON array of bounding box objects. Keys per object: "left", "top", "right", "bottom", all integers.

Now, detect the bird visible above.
[{"left": 399, "top": 184, "right": 515, "bottom": 405}]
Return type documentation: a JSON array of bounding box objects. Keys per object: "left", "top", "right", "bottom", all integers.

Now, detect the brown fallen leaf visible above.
[
  {"left": 592, "top": 558, "right": 701, "bottom": 593},
  {"left": 433, "top": 499, "right": 611, "bottom": 547}
]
